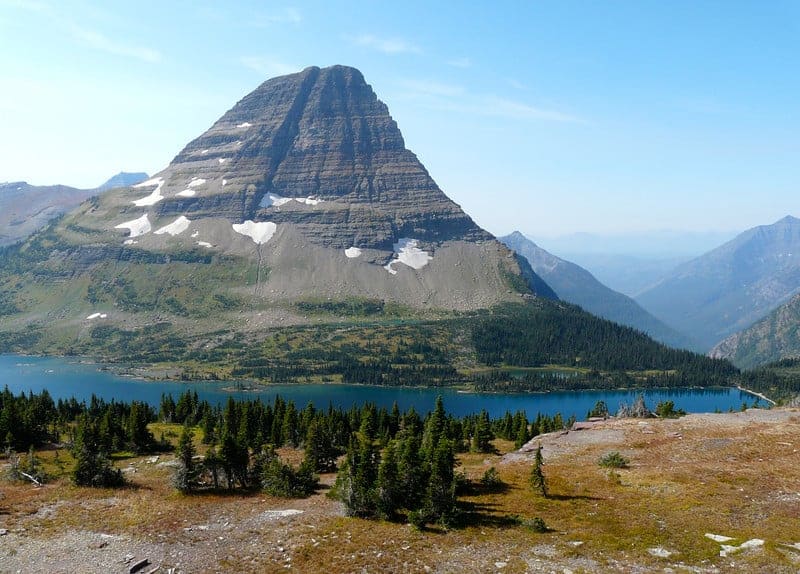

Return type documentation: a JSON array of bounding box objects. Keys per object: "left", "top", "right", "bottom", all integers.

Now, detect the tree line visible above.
[
  {"left": 472, "top": 303, "right": 738, "bottom": 382},
  {"left": 1, "top": 387, "right": 570, "bottom": 528}
]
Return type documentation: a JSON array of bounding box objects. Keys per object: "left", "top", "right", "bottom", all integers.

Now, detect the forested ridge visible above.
[{"left": 472, "top": 303, "right": 736, "bottom": 374}]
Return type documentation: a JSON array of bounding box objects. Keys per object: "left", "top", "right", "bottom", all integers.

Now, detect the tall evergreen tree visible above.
[
  {"left": 529, "top": 444, "right": 547, "bottom": 497},
  {"left": 422, "top": 396, "right": 446, "bottom": 458},
  {"left": 424, "top": 439, "right": 457, "bottom": 526},
  {"left": 303, "top": 417, "right": 337, "bottom": 473},
  {"left": 173, "top": 424, "right": 199, "bottom": 493},
  {"left": 335, "top": 433, "right": 380, "bottom": 517},
  {"left": 471, "top": 410, "right": 494, "bottom": 453},
  {"left": 375, "top": 442, "right": 401, "bottom": 520},
  {"left": 72, "top": 415, "right": 124, "bottom": 488}
]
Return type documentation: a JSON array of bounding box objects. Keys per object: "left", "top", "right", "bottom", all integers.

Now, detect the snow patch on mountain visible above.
[
  {"left": 260, "top": 193, "right": 293, "bottom": 208},
  {"left": 260, "top": 193, "right": 324, "bottom": 208},
  {"left": 345, "top": 247, "right": 362, "bottom": 258},
  {"left": 155, "top": 216, "right": 191, "bottom": 236},
  {"left": 131, "top": 177, "right": 164, "bottom": 206},
  {"left": 384, "top": 238, "right": 432, "bottom": 274},
  {"left": 115, "top": 214, "right": 151, "bottom": 238},
  {"left": 232, "top": 220, "right": 277, "bottom": 244}
]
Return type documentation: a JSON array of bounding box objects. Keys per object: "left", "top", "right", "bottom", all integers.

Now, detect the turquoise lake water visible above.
[{"left": 0, "top": 354, "right": 763, "bottom": 419}]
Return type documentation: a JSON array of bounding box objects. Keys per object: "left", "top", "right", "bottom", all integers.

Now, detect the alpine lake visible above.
[{"left": 0, "top": 354, "right": 765, "bottom": 419}]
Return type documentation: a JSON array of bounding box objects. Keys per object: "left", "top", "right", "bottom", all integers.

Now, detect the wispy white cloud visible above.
[
  {"left": 5, "top": 0, "right": 160, "bottom": 63},
  {"left": 69, "top": 25, "right": 161, "bottom": 63},
  {"left": 481, "top": 96, "right": 578, "bottom": 122},
  {"left": 240, "top": 56, "right": 299, "bottom": 78},
  {"left": 397, "top": 79, "right": 465, "bottom": 98},
  {"left": 506, "top": 78, "right": 527, "bottom": 91},
  {"left": 446, "top": 57, "right": 472, "bottom": 69},
  {"left": 395, "top": 79, "right": 580, "bottom": 123},
  {"left": 349, "top": 34, "right": 422, "bottom": 55}
]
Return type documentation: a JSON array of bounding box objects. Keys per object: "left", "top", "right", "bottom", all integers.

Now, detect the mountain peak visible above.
[
  {"left": 28, "top": 65, "right": 552, "bottom": 315},
  {"left": 96, "top": 172, "right": 149, "bottom": 192},
  {"left": 136, "top": 64, "right": 493, "bottom": 252},
  {"left": 507, "top": 230, "right": 531, "bottom": 243},
  {"left": 775, "top": 215, "right": 800, "bottom": 225}
]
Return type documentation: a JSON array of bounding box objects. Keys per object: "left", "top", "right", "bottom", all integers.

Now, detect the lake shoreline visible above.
[{"left": 5, "top": 352, "right": 764, "bottom": 401}]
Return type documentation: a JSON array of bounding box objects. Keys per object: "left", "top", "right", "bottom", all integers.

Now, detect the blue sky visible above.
[{"left": 1, "top": 1, "right": 798, "bottom": 237}]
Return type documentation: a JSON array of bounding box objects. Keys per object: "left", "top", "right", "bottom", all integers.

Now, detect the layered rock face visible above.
[
  {"left": 132, "top": 65, "right": 490, "bottom": 252},
  {"left": 14, "top": 65, "right": 552, "bottom": 320}
]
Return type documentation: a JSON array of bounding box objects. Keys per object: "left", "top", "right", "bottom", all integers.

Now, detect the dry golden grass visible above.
[{"left": 3, "top": 410, "right": 800, "bottom": 572}]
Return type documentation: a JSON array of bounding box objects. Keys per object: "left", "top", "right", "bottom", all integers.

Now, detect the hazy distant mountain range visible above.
[
  {"left": 95, "top": 172, "right": 149, "bottom": 192},
  {"left": 0, "top": 172, "right": 148, "bottom": 247},
  {"left": 636, "top": 216, "right": 800, "bottom": 351},
  {"left": 547, "top": 253, "right": 690, "bottom": 298},
  {"left": 533, "top": 229, "right": 740, "bottom": 259},
  {"left": 500, "top": 232, "right": 694, "bottom": 349}
]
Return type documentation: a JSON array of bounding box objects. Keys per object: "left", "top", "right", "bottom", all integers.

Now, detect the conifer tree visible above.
[
  {"left": 471, "top": 410, "right": 494, "bottom": 453},
  {"left": 204, "top": 446, "right": 221, "bottom": 489},
  {"left": 128, "top": 401, "right": 154, "bottom": 453},
  {"left": 422, "top": 396, "right": 446, "bottom": 459},
  {"left": 173, "top": 424, "right": 199, "bottom": 493},
  {"left": 303, "top": 417, "right": 337, "bottom": 473},
  {"left": 375, "top": 442, "right": 401, "bottom": 520},
  {"left": 396, "top": 421, "right": 426, "bottom": 508},
  {"left": 515, "top": 419, "right": 530, "bottom": 449},
  {"left": 423, "top": 438, "right": 457, "bottom": 526},
  {"left": 282, "top": 401, "right": 299, "bottom": 447},
  {"left": 335, "top": 433, "right": 380, "bottom": 517},
  {"left": 72, "top": 415, "right": 124, "bottom": 488},
  {"left": 529, "top": 444, "right": 547, "bottom": 497}
]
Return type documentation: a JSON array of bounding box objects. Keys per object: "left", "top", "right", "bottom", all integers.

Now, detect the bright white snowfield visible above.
[
  {"left": 115, "top": 214, "right": 151, "bottom": 238},
  {"left": 86, "top": 312, "right": 107, "bottom": 320},
  {"left": 236, "top": 122, "right": 252, "bottom": 128},
  {"left": 260, "top": 193, "right": 293, "bottom": 208},
  {"left": 384, "top": 238, "right": 432, "bottom": 274},
  {"left": 260, "top": 193, "right": 324, "bottom": 208},
  {"left": 345, "top": 247, "right": 362, "bottom": 258},
  {"left": 187, "top": 178, "right": 206, "bottom": 188},
  {"left": 154, "top": 216, "right": 191, "bottom": 236},
  {"left": 232, "top": 220, "right": 277, "bottom": 244},
  {"left": 133, "top": 177, "right": 162, "bottom": 188},
  {"left": 176, "top": 189, "right": 196, "bottom": 197},
  {"left": 294, "top": 197, "right": 323, "bottom": 206},
  {"left": 131, "top": 177, "right": 164, "bottom": 206}
]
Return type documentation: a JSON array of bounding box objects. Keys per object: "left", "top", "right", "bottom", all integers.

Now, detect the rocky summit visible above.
[{"left": 0, "top": 65, "right": 553, "bottom": 338}]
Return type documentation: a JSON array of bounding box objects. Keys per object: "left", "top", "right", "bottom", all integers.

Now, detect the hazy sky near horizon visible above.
[{"left": 1, "top": 1, "right": 798, "bottom": 237}]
